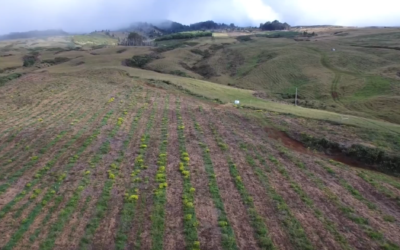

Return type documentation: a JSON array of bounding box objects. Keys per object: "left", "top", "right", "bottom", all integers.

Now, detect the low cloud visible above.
[{"left": 0, "top": 0, "right": 398, "bottom": 34}]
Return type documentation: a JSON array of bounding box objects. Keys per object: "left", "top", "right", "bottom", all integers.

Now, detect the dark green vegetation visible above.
[
  {"left": 155, "top": 32, "right": 212, "bottom": 41},
  {"left": 0, "top": 73, "right": 22, "bottom": 87},
  {"left": 259, "top": 20, "right": 290, "bottom": 31}
]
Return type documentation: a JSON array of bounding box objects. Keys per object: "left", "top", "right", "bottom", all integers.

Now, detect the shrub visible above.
[
  {"left": 236, "top": 36, "right": 252, "bottom": 42},
  {"left": 124, "top": 54, "right": 156, "bottom": 68},
  {"left": 41, "top": 57, "right": 70, "bottom": 65},
  {"left": 23, "top": 52, "right": 39, "bottom": 67},
  {"left": 0, "top": 73, "right": 22, "bottom": 87}
]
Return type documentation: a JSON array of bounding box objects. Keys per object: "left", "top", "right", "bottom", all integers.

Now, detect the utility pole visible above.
[{"left": 295, "top": 88, "right": 298, "bottom": 106}]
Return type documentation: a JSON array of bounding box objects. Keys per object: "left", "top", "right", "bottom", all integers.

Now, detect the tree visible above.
[
  {"left": 259, "top": 20, "right": 290, "bottom": 31},
  {"left": 127, "top": 32, "right": 143, "bottom": 46}
]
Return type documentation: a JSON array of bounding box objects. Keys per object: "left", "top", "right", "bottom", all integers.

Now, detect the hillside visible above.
[
  {"left": 0, "top": 30, "right": 69, "bottom": 41},
  {"left": 0, "top": 27, "right": 400, "bottom": 250}
]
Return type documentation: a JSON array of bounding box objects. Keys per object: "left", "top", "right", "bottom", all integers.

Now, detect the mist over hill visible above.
[
  {"left": 0, "top": 29, "right": 69, "bottom": 41},
  {"left": 0, "top": 19, "right": 291, "bottom": 41}
]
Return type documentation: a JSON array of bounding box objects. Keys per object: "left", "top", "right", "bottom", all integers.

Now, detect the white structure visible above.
[
  {"left": 332, "top": 48, "right": 336, "bottom": 52},
  {"left": 234, "top": 100, "right": 240, "bottom": 105}
]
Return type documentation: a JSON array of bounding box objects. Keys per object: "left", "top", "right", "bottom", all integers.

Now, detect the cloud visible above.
[
  {"left": 0, "top": 0, "right": 399, "bottom": 34},
  {"left": 266, "top": 0, "right": 400, "bottom": 26}
]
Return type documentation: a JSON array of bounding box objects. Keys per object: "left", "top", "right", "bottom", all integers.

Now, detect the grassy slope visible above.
[
  {"left": 1, "top": 35, "right": 400, "bottom": 249},
  {"left": 2, "top": 29, "right": 400, "bottom": 134}
]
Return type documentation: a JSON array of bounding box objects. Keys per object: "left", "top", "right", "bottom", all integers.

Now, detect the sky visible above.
[{"left": 0, "top": 0, "right": 399, "bottom": 34}]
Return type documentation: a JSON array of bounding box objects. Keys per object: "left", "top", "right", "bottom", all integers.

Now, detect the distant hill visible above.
[
  {"left": 0, "top": 29, "right": 69, "bottom": 41},
  {"left": 116, "top": 20, "right": 238, "bottom": 39}
]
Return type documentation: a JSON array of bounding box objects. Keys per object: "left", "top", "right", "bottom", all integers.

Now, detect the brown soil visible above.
[
  {"left": 162, "top": 97, "right": 186, "bottom": 250},
  {"left": 211, "top": 111, "right": 295, "bottom": 250},
  {"left": 135, "top": 96, "right": 166, "bottom": 250},
  {"left": 0, "top": 105, "right": 113, "bottom": 211},
  {"left": 264, "top": 126, "right": 375, "bottom": 171},
  {"left": 220, "top": 109, "right": 378, "bottom": 249},
  {"left": 78, "top": 105, "right": 140, "bottom": 250},
  {"left": 88, "top": 100, "right": 151, "bottom": 250},
  {"left": 271, "top": 154, "right": 377, "bottom": 249},
  {"left": 54, "top": 95, "right": 144, "bottom": 249},
  {"left": 183, "top": 100, "right": 223, "bottom": 250},
  {"left": 195, "top": 108, "right": 260, "bottom": 250},
  {"left": 28, "top": 110, "right": 124, "bottom": 249}
]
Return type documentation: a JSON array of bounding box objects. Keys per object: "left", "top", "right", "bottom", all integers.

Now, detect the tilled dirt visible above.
[
  {"left": 162, "top": 97, "right": 186, "bottom": 250},
  {"left": 195, "top": 108, "right": 260, "bottom": 250},
  {"left": 183, "top": 103, "right": 223, "bottom": 250},
  {"left": 211, "top": 111, "right": 295, "bottom": 250},
  {"left": 133, "top": 96, "right": 165, "bottom": 250},
  {"left": 26, "top": 109, "right": 126, "bottom": 249}
]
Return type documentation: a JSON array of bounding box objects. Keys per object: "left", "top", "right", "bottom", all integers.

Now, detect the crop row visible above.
[
  {"left": 175, "top": 99, "right": 200, "bottom": 249},
  {"left": 150, "top": 96, "right": 170, "bottom": 250},
  {"left": 1, "top": 109, "right": 115, "bottom": 250},
  {"left": 114, "top": 97, "right": 158, "bottom": 250}
]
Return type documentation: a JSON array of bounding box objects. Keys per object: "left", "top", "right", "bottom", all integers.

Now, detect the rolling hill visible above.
[{"left": 0, "top": 26, "right": 400, "bottom": 250}]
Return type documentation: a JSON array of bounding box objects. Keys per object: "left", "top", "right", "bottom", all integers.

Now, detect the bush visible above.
[
  {"left": 153, "top": 43, "right": 182, "bottom": 53},
  {"left": 236, "top": 36, "right": 252, "bottom": 42},
  {"left": 124, "top": 55, "right": 156, "bottom": 68},
  {"left": 23, "top": 52, "right": 39, "bottom": 67},
  {"left": 0, "top": 73, "right": 22, "bottom": 87},
  {"left": 41, "top": 57, "right": 70, "bottom": 65}
]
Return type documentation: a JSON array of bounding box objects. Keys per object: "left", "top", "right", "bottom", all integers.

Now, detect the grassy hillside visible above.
[
  {"left": 1, "top": 28, "right": 400, "bottom": 250},
  {"left": 72, "top": 34, "right": 118, "bottom": 46},
  {"left": 140, "top": 29, "right": 400, "bottom": 124}
]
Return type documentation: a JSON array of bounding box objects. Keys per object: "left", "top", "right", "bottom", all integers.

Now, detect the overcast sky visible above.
[{"left": 0, "top": 0, "right": 399, "bottom": 34}]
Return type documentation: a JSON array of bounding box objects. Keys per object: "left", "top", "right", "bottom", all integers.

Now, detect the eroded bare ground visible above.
[{"left": 1, "top": 69, "right": 400, "bottom": 250}]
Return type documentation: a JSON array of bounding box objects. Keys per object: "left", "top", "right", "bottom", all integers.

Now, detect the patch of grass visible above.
[
  {"left": 0, "top": 73, "right": 22, "bottom": 87},
  {"left": 255, "top": 31, "right": 300, "bottom": 38},
  {"left": 72, "top": 34, "right": 118, "bottom": 46}
]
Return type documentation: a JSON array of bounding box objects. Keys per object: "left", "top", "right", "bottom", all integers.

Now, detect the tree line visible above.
[{"left": 155, "top": 32, "right": 212, "bottom": 41}]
